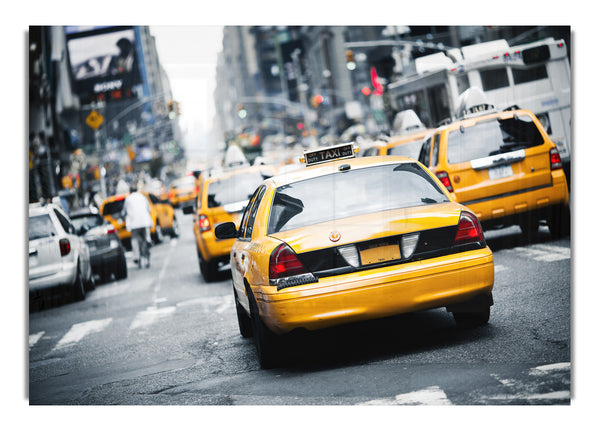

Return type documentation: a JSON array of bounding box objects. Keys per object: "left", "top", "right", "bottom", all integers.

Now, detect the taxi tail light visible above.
[
  {"left": 269, "top": 243, "right": 308, "bottom": 279},
  {"left": 198, "top": 214, "right": 211, "bottom": 232},
  {"left": 105, "top": 225, "right": 116, "bottom": 235},
  {"left": 550, "top": 147, "right": 562, "bottom": 170},
  {"left": 453, "top": 212, "right": 484, "bottom": 245},
  {"left": 59, "top": 238, "right": 71, "bottom": 256},
  {"left": 436, "top": 171, "right": 454, "bottom": 193}
]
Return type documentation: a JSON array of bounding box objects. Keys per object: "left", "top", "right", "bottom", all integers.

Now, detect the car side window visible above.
[
  {"left": 148, "top": 194, "right": 159, "bottom": 204},
  {"left": 54, "top": 208, "right": 73, "bottom": 234},
  {"left": 238, "top": 187, "right": 261, "bottom": 240},
  {"left": 418, "top": 137, "right": 432, "bottom": 167},
  {"left": 431, "top": 133, "right": 440, "bottom": 167},
  {"left": 244, "top": 186, "right": 266, "bottom": 240}
]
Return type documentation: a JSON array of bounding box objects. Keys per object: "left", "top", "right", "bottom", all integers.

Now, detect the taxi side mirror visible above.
[{"left": 215, "top": 222, "right": 238, "bottom": 239}]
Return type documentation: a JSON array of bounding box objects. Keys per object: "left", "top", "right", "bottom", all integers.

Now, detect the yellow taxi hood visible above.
[{"left": 268, "top": 202, "right": 464, "bottom": 253}]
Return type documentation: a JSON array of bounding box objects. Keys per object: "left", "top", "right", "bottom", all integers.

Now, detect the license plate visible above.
[
  {"left": 488, "top": 164, "right": 513, "bottom": 180},
  {"left": 360, "top": 243, "right": 401, "bottom": 265}
]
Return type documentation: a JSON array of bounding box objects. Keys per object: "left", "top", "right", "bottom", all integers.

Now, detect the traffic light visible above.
[
  {"left": 237, "top": 104, "right": 247, "bottom": 119},
  {"left": 346, "top": 50, "right": 356, "bottom": 71},
  {"left": 311, "top": 94, "right": 324, "bottom": 108}
]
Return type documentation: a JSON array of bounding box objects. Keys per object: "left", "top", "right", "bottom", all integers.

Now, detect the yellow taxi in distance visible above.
[
  {"left": 194, "top": 164, "right": 276, "bottom": 281},
  {"left": 417, "top": 95, "right": 570, "bottom": 239},
  {"left": 169, "top": 175, "right": 199, "bottom": 214},
  {"left": 100, "top": 191, "right": 179, "bottom": 249},
  {"left": 361, "top": 129, "right": 432, "bottom": 159},
  {"left": 215, "top": 143, "right": 495, "bottom": 368}
]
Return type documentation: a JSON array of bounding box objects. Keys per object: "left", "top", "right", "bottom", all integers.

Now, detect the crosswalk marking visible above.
[
  {"left": 29, "top": 331, "right": 44, "bottom": 349},
  {"left": 512, "top": 244, "right": 570, "bottom": 262},
  {"left": 129, "top": 306, "right": 176, "bottom": 331},
  {"left": 357, "top": 386, "right": 452, "bottom": 405},
  {"left": 52, "top": 318, "right": 112, "bottom": 351}
]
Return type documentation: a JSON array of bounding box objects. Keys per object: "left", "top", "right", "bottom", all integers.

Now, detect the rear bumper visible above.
[
  {"left": 254, "top": 248, "right": 494, "bottom": 334},
  {"left": 90, "top": 247, "right": 124, "bottom": 272},
  {"left": 29, "top": 263, "right": 77, "bottom": 293},
  {"left": 463, "top": 170, "right": 569, "bottom": 223}
]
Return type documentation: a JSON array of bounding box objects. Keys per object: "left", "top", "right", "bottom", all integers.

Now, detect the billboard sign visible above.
[{"left": 65, "top": 26, "right": 141, "bottom": 98}]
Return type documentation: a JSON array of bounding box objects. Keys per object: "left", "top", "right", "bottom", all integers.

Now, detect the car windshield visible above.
[
  {"left": 387, "top": 140, "right": 424, "bottom": 159},
  {"left": 102, "top": 199, "right": 125, "bottom": 217},
  {"left": 446, "top": 114, "right": 544, "bottom": 164},
  {"left": 267, "top": 162, "right": 449, "bottom": 234},
  {"left": 207, "top": 171, "right": 265, "bottom": 208},
  {"left": 71, "top": 214, "right": 104, "bottom": 232},
  {"left": 29, "top": 214, "right": 57, "bottom": 241}
]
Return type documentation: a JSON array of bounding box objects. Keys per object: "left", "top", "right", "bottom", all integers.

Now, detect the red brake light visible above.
[
  {"left": 269, "top": 244, "right": 307, "bottom": 279},
  {"left": 454, "top": 212, "right": 484, "bottom": 245},
  {"left": 59, "top": 238, "right": 71, "bottom": 256},
  {"left": 198, "top": 214, "right": 211, "bottom": 232},
  {"left": 550, "top": 147, "right": 562, "bottom": 170},
  {"left": 105, "top": 226, "right": 116, "bottom": 235},
  {"left": 436, "top": 171, "right": 454, "bottom": 192}
]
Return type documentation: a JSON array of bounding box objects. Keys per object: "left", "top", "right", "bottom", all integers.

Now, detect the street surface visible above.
[{"left": 29, "top": 210, "right": 571, "bottom": 407}]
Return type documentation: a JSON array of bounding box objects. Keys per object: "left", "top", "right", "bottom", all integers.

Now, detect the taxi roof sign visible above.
[{"left": 301, "top": 143, "right": 358, "bottom": 166}]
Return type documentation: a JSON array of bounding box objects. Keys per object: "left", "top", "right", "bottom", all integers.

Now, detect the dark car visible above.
[{"left": 70, "top": 207, "right": 127, "bottom": 282}]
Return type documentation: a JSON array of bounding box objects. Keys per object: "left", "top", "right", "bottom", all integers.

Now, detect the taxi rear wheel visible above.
[
  {"left": 248, "top": 289, "right": 280, "bottom": 368},
  {"left": 199, "top": 258, "right": 218, "bottom": 282},
  {"left": 234, "top": 288, "right": 253, "bottom": 338},
  {"left": 452, "top": 306, "right": 490, "bottom": 328}
]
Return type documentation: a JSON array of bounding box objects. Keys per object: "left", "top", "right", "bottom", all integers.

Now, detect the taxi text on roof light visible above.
[{"left": 300, "top": 143, "right": 358, "bottom": 166}]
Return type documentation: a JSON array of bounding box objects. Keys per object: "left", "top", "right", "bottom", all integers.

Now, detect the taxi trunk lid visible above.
[{"left": 269, "top": 203, "right": 474, "bottom": 277}]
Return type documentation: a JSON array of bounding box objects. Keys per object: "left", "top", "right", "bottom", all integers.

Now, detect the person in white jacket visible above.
[{"left": 123, "top": 185, "right": 153, "bottom": 267}]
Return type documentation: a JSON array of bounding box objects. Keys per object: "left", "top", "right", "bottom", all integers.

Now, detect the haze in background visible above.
[{"left": 150, "top": 26, "right": 224, "bottom": 166}]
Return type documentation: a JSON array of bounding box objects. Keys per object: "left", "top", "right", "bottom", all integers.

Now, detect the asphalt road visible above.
[{"left": 26, "top": 211, "right": 577, "bottom": 423}]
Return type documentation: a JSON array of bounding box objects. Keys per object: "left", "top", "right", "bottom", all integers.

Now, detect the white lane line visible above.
[
  {"left": 52, "top": 318, "right": 112, "bottom": 351},
  {"left": 29, "top": 331, "right": 45, "bottom": 349},
  {"left": 129, "top": 306, "right": 176, "bottom": 331},
  {"left": 529, "top": 362, "right": 571, "bottom": 376},
  {"left": 357, "top": 386, "right": 452, "bottom": 405},
  {"left": 494, "top": 264, "right": 508, "bottom": 273},
  {"left": 216, "top": 297, "right": 234, "bottom": 314},
  {"left": 513, "top": 244, "right": 570, "bottom": 263}
]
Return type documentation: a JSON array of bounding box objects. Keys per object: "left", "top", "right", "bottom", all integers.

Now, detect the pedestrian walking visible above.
[{"left": 123, "top": 185, "right": 153, "bottom": 268}]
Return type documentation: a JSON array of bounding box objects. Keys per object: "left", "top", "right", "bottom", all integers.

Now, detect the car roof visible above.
[
  {"left": 204, "top": 164, "right": 276, "bottom": 184},
  {"left": 267, "top": 155, "right": 416, "bottom": 188}
]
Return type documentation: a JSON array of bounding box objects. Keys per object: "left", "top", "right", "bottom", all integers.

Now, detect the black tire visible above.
[
  {"left": 234, "top": 288, "right": 253, "bottom": 338},
  {"left": 199, "top": 258, "right": 218, "bottom": 282},
  {"left": 70, "top": 266, "right": 86, "bottom": 302},
  {"left": 519, "top": 216, "right": 539, "bottom": 243},
  {"left": 114, "top": 254, "right": 128, "bottom": 280},
  {"left": 169, "top": 216, "right": 180, "bottom": 238},
  {"left": 151, "top": 224, "right": 164, "bottom": 244},
  {"left": 83, "top": 268, "right": 96, "bottom": 291},
  {"left": 453, "top": 306, "right": 490, "bottom": 328},
  {"left": 248, "top": 289, "right": 280, "bottom": 368},
  {"left": 547, "top": 205, "right": 570, "bottom": 239}
]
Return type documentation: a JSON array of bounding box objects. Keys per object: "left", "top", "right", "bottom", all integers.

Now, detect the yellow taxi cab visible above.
[
  {"left": 193, "top": 164, "right": 276, "bottom": 281},
  {"left": 417, "top": 88, "right": 570, "bottom": 239},
  {"left": 215, "top": 143, "right": 495, "bottom": 368},
  {"left": 361, "top": 129, "right": 432, "bottom": 159},
  {"left": 168, "top": 175, "right": 199, "bottom": 214},
  {"left": 100, "top": 191, "right": 179, "bottom": 249}
]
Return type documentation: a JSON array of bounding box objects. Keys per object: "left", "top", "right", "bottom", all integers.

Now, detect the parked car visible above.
[
  {"left": 29, "top": 202, "right": 95, "bottom": 303},
  {"left": 70, "top": 207, "right": 127, "bottom": 282}
]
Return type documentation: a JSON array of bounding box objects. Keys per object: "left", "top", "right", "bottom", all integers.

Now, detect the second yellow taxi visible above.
[{"left": 215, "top": 143, "right": 495, "bottom": 368}]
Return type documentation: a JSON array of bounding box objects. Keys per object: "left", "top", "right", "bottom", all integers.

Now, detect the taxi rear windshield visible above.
[
  {"left": 207, "top": 171, "right": 266, "bottom": 208},
  {"left": 267, "top": 162, "right": 449, "bottom": 234},
  {"left": 102, "top": 200, "right": 124, "bottom": 217},
  {"left": 446, "top": 114, "right": 544, "bottom": 164}
]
